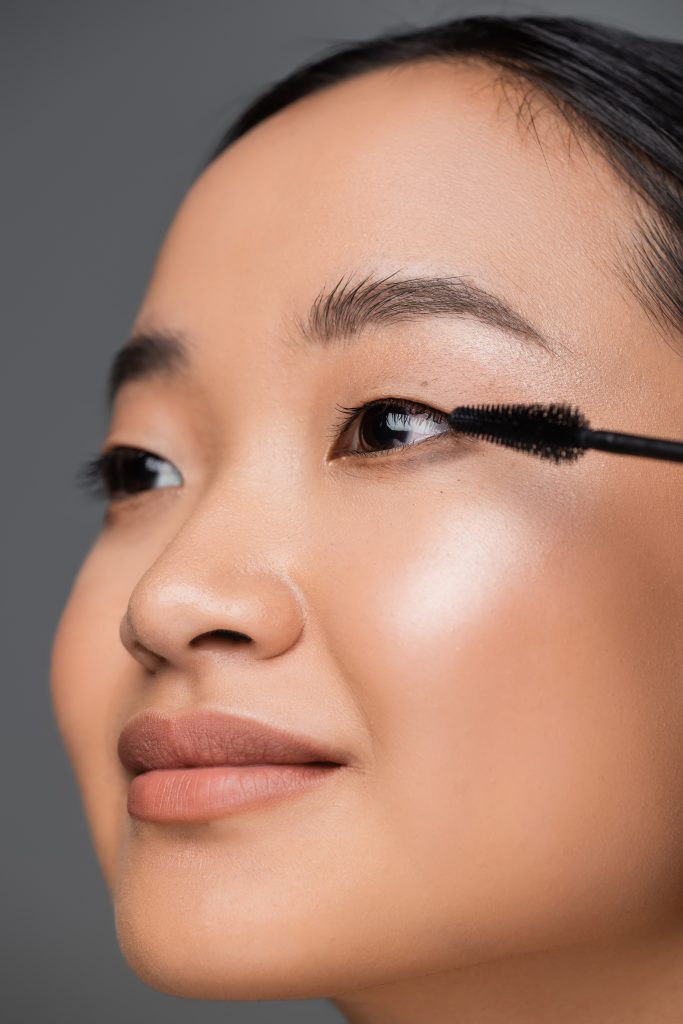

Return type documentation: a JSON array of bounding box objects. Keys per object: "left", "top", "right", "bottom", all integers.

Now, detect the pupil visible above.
[
  {"left": 360, "top": 403, "right": 412, "bottom": 450},
  {"left": 106, "top": 449, "right": 162, "bottom": 495}
]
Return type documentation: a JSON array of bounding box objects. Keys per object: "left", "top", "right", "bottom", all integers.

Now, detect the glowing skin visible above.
[{"left": 50, "top": 60, "right": 683, "bottom": 1022}]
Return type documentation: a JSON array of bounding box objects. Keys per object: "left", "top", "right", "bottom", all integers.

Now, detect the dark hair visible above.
[{"left": 201, "top": 14, "right": 683, "bottom": 349}]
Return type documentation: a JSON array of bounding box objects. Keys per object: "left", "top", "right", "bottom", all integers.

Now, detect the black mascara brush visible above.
[{"left": 447, "top": 403, "right": 683, "bottom": 465}]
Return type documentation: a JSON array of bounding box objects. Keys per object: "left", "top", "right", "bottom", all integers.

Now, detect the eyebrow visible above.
[{"left": 105, "top": 268, "right": 564, "bottom": 410}]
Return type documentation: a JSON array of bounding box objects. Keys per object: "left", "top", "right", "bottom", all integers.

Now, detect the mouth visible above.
[{"left": 118, "top": 706, "right": 349, "bottom": 823}]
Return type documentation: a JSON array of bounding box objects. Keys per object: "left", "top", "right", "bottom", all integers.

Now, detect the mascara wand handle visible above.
[{"left": 580, "top": 428, "right": 683, "bottom": 463}]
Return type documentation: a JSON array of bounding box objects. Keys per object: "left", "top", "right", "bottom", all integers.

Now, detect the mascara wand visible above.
[{"left": 447, "top": 403, "right": 683, "bottom": 465}]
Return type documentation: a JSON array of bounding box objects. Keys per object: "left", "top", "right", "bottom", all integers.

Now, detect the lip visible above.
[
  {"left": 118, "top": 709, "right": 347, "bottom": 822},
  {"left": 126, "top": 763, "right": 343, "bottom": 822},
  {"left": 118, "top": 708, "right": 347, "bottom": 774}
]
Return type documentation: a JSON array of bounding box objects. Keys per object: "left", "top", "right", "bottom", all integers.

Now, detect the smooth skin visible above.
[{"left": 51, "top": 59, "right": 683, "bottom": 1022}]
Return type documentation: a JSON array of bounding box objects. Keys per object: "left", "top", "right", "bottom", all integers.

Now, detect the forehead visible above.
[{"left": 140, "top": 60, "right": 647, "bottom": 374}]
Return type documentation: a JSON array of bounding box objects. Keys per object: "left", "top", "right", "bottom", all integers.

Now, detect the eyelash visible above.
[
  {"left": 327, "top": 398, "right": 450, "bottom": 455},
  {"left": 75, "top": 397, "right": 454, "bottom": 503}
]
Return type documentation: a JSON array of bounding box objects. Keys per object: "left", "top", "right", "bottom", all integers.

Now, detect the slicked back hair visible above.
[{"left": 200, "top": 15, "right": 683, "bottom": 352}]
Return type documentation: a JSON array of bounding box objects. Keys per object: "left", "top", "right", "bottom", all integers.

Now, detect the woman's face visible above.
[{"left": 51, "top": 60, "right": 683, "bottom": 1005}]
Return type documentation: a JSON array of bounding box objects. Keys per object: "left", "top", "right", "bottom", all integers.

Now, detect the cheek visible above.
[
  {"left": 50, "top": 551, "right": 134, "bottom": 892},
  {"left": 320, "top": 484, "right": 683, "bottom": 947},
  {"left": 320, "top": 497, "right": 547, "bottom": 814}
]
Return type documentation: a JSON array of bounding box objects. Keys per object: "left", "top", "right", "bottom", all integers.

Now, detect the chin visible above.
[{"left": 111, "top": 867, "right": 358, "bottom": 1002}]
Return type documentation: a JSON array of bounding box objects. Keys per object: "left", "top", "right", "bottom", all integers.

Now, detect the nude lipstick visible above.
[{"left": 118, "top": 709, "right": 346, "bottom": 823}]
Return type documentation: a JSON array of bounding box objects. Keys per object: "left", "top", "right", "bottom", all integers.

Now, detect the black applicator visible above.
[{"left": 447, "top": 403, "right": 683, "bottom": 465}]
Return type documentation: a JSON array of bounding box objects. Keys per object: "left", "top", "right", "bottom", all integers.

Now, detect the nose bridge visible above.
[{"left": 119, "top": 463, "right": 311, "bottom": 674}]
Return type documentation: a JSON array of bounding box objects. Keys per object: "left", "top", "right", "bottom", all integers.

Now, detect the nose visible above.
[{"left": 118, "top": 496, "right": 308, "bottom": 675}]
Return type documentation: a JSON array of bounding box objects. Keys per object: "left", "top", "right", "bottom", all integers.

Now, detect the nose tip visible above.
[{"left": 119, "top": 569, "right": 307, "bottom": 673}]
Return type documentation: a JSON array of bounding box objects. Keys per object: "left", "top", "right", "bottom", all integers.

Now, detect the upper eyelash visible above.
[
  {"left": 74, "top": 398, "right": 450, "bottom": 498},
  {"left": 328, "top": 397, "right": 450, "bottom": 442},
  {"left": 73, "top": 446, "right": 171, "bottom": 501},
  {"left": 75, "top": 452, "right": 109, "bottom": 500},
  {"left": 326, "top": 398, "right": 449, "bottom": 457}
]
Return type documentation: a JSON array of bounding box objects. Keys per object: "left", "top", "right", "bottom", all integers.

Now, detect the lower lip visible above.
[{"left": 127, "top": 763, "right": 342, "bottom": 823}]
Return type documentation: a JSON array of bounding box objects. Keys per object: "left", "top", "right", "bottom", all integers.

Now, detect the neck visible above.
[{"left": 331, "top": 924, "right": 683, "bottom": 1024}]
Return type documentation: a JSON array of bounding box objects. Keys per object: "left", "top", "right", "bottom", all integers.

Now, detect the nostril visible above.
[{"left": 190, "top": 629, "right": 253, "bottom": 647}]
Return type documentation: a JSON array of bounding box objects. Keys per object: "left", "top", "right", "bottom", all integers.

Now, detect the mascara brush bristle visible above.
[{"left": 448, "top": 403, "right": 591, "bottom": 463}]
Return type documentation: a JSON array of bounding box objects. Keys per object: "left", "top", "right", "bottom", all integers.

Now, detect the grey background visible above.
[{"left": 2, "top": 1, "right": 681, "bottom": 1021}]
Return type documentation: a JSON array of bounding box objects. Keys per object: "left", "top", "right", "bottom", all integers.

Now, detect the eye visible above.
[
  {"left": 75, "top": 399, "right": 457, "bottom": 503},
  {"left": 75, "top": 446, "right": 183, "bottom": 503},
  {"left": 329, "top": 398, "right": 453, "bottom": 459}
]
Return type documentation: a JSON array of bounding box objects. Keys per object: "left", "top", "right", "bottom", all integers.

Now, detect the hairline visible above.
[{"left": 207, "top": 51, "right": 683, "bottom": 356}]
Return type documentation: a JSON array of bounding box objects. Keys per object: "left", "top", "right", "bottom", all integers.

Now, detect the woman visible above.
[{"left": 50, "top": 13, "right": 683, "bottom": 1022}]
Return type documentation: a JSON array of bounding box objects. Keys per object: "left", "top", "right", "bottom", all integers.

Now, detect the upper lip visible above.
[{"left": 118, "top": 709, "right": 346, "bottom": 775}]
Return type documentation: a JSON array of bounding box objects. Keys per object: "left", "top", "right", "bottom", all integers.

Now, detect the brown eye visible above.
[
  {"left": 76, "top": 446, "right": 182, "bottom": 502},
  {"left": 333, "top": 399, "right": 451, "bottom": 458}
]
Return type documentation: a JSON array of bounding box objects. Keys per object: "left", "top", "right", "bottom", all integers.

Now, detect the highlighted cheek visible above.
[
  {"left": 323, "top": 500, "right": 544, "bottom": 758},
  {"left": 370, "top": 506, "right": 537, "bottom": 648}
]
